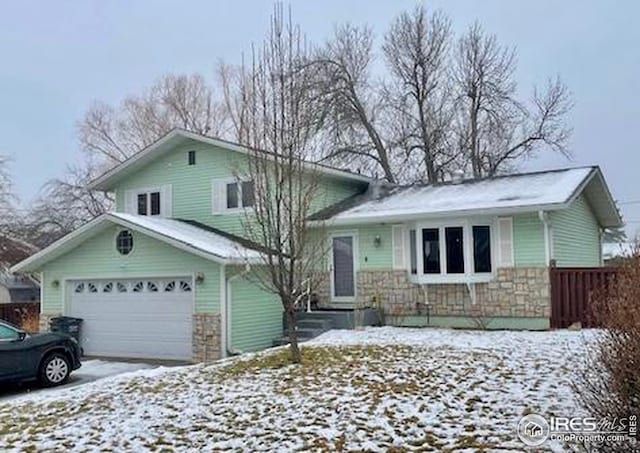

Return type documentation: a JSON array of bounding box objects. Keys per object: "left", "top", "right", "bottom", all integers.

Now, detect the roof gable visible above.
[
  {"left": 11, "top": 213, "right": 262, "bottom": 273},
  {"left": 89, "top": 129, "right": 373, "bottom": 191}
]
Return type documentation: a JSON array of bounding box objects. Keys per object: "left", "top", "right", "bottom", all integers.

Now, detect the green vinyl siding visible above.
[
  {"left": 356, "top": 224, "right": 393, "bottom": 270},
  {"left": 326, "top": 224, "right": 394, "bottom": 271},
  {"left": 513, "top": 213, "right": 546, "bottom": 267},
  {"left": 40, "top": 225, "right": 220, "bottom": 314},
  {"left": 328, "top": 216, "right": 550, "bottom": 272},
  {"left": 551, "top": 194, "right": 601, "bottom": 267},
  {"left": 229, "top": 272, "right": 282, "bottom": 352},
  {"left": 115, "top": 143, "right": 366, "bottom": 236}
]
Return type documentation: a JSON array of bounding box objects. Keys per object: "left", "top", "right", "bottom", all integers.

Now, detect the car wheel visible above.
[{"left": 39, "top": 353, "right": 71, "bottom": 387}]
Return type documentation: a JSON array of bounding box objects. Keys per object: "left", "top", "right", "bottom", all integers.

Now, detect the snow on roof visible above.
[
  {"left": 109, "top": 213, "right": 261, "bottom": 262},
  {"left": 320, "top": 167, "right": 595, "bottom": 224}
]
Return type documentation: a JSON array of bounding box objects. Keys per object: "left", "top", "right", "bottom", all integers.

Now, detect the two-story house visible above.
[{"left": 12, "top": 129, "right": 622, "bottom": 362}]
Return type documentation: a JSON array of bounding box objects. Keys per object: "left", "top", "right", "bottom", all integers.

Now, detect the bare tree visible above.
[
  {"left": 0, "top": 155, "right": 15, "bottom": 229},
  {"left": 27, "top": 73, "right": 228, "bottom": 243},
  {"left": 453, "top": 23, "right": 573, "bottom": 178},
  {"left": 574, "top": 244, "right": 640, "bottom": 453},
  {"left": 26, "top": 163, "right": 112, "bottom": 247},
  {"left": 78, "top": 73, "right": 225, "bottom": 166},
  {"left": 383, "top": 6, "right": 454, "bottom": 183},
  {"left": 217, "top": 61, "right": 252, "bottom": 143},
  {"left": 239, "top": 5, "right": 327, "bottom": 364},
  {"left": 313, "top": 24, "right": 396, "bottom": 182}
]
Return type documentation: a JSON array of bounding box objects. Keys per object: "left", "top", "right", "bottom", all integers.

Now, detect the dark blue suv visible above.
[{"left": 0, "top": 320, "right": 82, "bottom": 387}]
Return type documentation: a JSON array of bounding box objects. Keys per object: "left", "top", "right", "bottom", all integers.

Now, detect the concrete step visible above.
[
  {"left": 296, "top": 318, "right": 332, "bottom": 331},
  {"left": 274, "top": 309, "right": 382, "bottom": 348},
  {"left": 272, "top": 336, "right": 311, "bottom": 347},
  {"left": 286, "top": 310, "right": 356, "bottom": 330},
  {"left": 286, "top": 327, "right": 326, "bottom": 339}
]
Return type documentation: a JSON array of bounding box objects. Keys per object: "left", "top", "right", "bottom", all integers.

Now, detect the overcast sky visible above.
[{"left": 1, "top": 1, "right": 638, "bottom": 235}]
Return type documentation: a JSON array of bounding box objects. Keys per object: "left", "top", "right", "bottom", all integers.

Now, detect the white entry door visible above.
[
  {"left": 330, "top": 234, "right": 357, "bottom": 302},
  {"left": 67, "top": 278, "right": 193, "bottom": 360}
]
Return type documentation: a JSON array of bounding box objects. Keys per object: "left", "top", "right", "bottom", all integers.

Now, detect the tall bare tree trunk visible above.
[{"left": 285, "top": 306, "right": 302, "bottom": 363}]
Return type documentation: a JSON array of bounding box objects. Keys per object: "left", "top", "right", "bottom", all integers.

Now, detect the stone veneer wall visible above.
[
  {"left": 315, "top": 267, "right": 550, "bottom": 319},
  {"left": 193, "top": 313, "right": 221, "bottom": 363},
  {"left": 39, "top": 312, "right": 61, "bottom": 332}
]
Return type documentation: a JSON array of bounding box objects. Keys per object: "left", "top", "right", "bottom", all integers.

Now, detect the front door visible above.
[{"left": 331, "top": 234, "right": 356, "bottom": 302}]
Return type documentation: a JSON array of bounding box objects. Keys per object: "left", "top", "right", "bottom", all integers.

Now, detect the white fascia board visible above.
[
  {"left": 309, "top": 202, "right": 570, "bottom": 227},
  {"left": 11, "top": 213, "right": 263, "bottom": 273},
  {"left": 565, "top": 167, "right": 596, "bottom": 205},
  {"left": 88, "top": 129, "right": 184, "bottom": 191},
  {"left": 10, "top": 215, "right": 111, "bottom": 273},
  {"left": 89, "top": 129, "right": 373, "bottom": 191}
]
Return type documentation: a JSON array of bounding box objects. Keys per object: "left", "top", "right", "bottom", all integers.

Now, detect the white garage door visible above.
[{"left": 67, "top": 278, "right": 193, "bottom": 360}]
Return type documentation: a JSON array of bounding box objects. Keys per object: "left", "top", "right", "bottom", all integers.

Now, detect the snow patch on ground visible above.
[{"left": 0, "top": 327, "right": 593, "bottom": 452}]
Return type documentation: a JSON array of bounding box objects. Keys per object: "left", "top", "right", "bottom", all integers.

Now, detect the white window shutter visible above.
[
  {"left": 161, "top": 184, "right": 173, "bottom": 218},
  {"left": 392, "top": 225, "right": 406, "bottom": 270},
  {"left": 497, "top": 217, "right": 514, "bottom": 267},
  {"left": 211, "top": 179, "right": 227, "bottom": 215},
  {"left": 124, "top": 190, "right": 135, "bottom": 214}
]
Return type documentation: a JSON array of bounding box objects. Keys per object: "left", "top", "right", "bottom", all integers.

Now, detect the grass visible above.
[{"left": 0, "top": 329, "right": 583, "bottom": 452}]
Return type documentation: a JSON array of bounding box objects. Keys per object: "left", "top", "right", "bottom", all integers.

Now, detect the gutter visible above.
[
  {"left": 223, "top": 262, "right": 252, "bottom": 356},
  {"left": 538, "top": 211, "right": 553, "bottom": 265},
  {"left": 309, "top": 202, "right": 570, "bottom": 228}
]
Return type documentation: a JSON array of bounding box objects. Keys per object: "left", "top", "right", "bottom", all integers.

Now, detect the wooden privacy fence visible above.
[
  {"left": 0, "top": 302, "right": 40, "bottom": 331},
  {"left": 550, "top": 267, "right": 618, "bottom": 328}
]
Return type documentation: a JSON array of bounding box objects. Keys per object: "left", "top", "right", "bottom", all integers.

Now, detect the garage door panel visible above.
[{"left": 68, "top": 278, "right": 193, "bottom": 360}]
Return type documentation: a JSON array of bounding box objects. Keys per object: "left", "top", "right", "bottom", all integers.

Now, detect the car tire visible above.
[{"left": 39, "top": 352, "right": 71, "bottom": 387}]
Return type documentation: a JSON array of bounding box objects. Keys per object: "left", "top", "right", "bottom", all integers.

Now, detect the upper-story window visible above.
[
  {"left": 124, "top": 185, "right": 172, "bottom": 218},
  {"left": 213, "top": 179, "right": 255, "bottom": 214},
  {"left": 137, "top": 191, "right": 161, "bottom": 216},
  {"left": 188, "top": 150, "right": 196, "bottom": 166}
]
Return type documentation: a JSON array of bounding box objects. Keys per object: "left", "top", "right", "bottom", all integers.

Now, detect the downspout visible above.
[
  {"left": 224, "top": 262, "right": 251, "bottom": 356},
  {"left": 538, "top": 211, "right": 553, "bottom": 266}
]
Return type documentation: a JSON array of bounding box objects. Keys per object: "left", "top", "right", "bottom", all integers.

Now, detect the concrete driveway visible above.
[{"left": 0, "top": 359, "right": 157, "bottom": 402}]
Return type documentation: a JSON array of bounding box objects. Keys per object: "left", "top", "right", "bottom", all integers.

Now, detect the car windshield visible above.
[{"left": 0, "top": 323, "right": 19, "bottom": 341}]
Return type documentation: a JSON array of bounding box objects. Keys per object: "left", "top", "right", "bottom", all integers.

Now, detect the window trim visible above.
[
  {"left": 115, "top": 229, "right": 135, "bottom": 256},
  {"left": 406, "top": 217, "right": 496, "bottom": 284},
  {"left": 224, "top": 178, "right": 255, "bottom": 212},
  {"left": 132, "top": 186, "right": 163, "bottom": 217}
]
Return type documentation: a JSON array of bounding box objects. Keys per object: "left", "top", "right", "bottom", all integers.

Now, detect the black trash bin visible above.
[{"left": 50, "top": 316, "right": 83, "bottom": 343}]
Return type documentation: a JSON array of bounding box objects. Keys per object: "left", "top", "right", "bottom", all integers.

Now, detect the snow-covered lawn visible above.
[{"left": 0, "top": 327, "right": 591, "bottom": 452}]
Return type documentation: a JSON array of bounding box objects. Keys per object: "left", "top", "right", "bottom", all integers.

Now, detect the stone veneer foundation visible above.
[
  {"left": 192, "top": 313, "right": 221, "bottom": 363},
  {"left": 38, "top": 312, "right": 61, "bottom": 333},
  {"left": 316, "top": 267, "right": 550, "bottom": 327}
]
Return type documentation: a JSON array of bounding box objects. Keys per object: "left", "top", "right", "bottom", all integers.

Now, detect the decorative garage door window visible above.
[{"left": 72, "top": 279, "right": 192, "bottom": 294}]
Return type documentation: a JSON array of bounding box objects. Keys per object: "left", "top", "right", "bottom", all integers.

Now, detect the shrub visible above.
[{"left": 575, "top": 245, "right": 640, "bottom": 452}]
